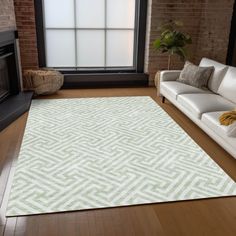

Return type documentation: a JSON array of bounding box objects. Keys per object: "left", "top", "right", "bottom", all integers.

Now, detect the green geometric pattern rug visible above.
[{"left": 6, "top": 96, "right": 236, "bottom": 216}]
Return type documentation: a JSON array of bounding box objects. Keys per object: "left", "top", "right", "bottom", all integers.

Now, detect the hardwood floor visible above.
[{"left": 0, "top": 87, "right": 236, "bottom": 236}]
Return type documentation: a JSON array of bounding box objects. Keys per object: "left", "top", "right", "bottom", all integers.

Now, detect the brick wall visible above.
[
  {"left": 0, "top": 0, "right": 16, "bottom": 32},
  {"left": 145, "top": 0, "right": 234, "bottom": 85},
  {"left": 13, "top": 0, "right": 39, "bottom": 70},
  {"left": 194, "top": 0, "right": 234, "bottom": 64}
]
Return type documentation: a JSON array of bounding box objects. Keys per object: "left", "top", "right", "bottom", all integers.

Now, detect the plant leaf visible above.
[{"left": 153, "top": 20, "right": 192, "bottom": 59}]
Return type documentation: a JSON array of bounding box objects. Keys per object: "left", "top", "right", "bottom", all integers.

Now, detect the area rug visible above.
[{"left": 6, "top": 96, "right": 236, "bottom": 216}]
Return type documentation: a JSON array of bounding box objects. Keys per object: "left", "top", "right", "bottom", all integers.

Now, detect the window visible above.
[{"left": 43, "top": 0, "right": 137, "bottom": 69}]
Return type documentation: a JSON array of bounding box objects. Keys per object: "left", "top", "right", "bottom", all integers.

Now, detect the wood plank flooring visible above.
[{"left": 0, "top": 87, "right": 236, "bottom": 236}]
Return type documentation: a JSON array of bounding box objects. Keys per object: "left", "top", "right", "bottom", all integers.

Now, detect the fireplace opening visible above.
[
  {"left": 0, "top": 42, "right": 20, "bottom": 103},
  {"left": 0, "top": 56, "right": 10, "bottom": 103}
]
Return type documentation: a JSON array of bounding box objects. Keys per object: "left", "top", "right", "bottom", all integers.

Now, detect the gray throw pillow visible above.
[{"left": 177, "top": 61, "right": 214, "bottom": 89}]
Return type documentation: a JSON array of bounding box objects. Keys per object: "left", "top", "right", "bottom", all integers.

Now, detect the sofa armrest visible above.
[{"left": 160, "top": 70, "right": 181, "bottom": 82}]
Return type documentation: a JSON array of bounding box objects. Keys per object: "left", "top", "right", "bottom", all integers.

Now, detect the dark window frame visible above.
[{"left": 34, "top": 0, "right": 148, "bottom": 74}]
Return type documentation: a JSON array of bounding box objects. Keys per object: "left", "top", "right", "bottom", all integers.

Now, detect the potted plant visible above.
[{"left": 154, "top": 20, "right": 192, "bottom": 70}]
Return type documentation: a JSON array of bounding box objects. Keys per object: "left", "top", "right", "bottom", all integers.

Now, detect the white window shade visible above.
[
  {"left": 43, "top": 0, "right": 136, "bottom": 68},
  {"left": 106, "top": 30, "right": 134, "bottom": 67},
  {"left": 44, "top": 0, "right": 74, "bottom": 28},
  {"left": 46, "top": 30, "right": 76, "bottom": 67},
  {"left": 76, "top": 0, "right": 105, "bottom": 28},
  {"left": 77, "top": 30, "right": 105, "bottom": 67},
  {"left": 107, "top": 0, "right": 136, "bottom": 28}
]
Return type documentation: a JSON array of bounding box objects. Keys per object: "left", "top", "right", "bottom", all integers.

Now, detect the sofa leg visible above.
[{"left": 162, "top": 96, "right": 166, "bottom": 103}]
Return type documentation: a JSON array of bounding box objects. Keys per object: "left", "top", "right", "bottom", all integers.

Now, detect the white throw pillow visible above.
[
  {"left": 199, "top": 58, "right": 228, "bottom": 93},
  {"left": 218, "top": 66, "right": 236, "bottom": 104}
]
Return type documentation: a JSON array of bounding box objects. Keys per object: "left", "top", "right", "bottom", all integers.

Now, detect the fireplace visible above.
[
  {"left": 0, "top": 30, "right": 33, "bottom": 131},
  {"left": 0, "top": 32, "right": 21, "bottom": 102}
]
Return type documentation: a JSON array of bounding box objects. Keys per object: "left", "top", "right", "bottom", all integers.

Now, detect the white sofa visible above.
[{"left": 159, "top": 58, "right": 236, "bottom": 159}]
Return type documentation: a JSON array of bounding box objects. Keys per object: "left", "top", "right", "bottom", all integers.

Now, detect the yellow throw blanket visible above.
[{"left": 219, "top": 109, "right": 236, "bottom": 126}]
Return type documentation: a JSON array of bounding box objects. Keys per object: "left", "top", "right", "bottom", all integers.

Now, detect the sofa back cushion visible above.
[
  {"left": 199, "top": 58, "right": 228, "bottom": 93},
  {"left": 218, "top": 66, "right": 236, "bottom": 104}
]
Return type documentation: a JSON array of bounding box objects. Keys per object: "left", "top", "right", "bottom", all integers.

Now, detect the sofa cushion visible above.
[
  {"left": 177, "top": 94, "right": 236, "bottom": 119},
  {"left": 218, "top": 66, "right": 236, "bottom": 104},
  {"left": 202, "top": 111, "right": 236, "bottom": 137},
  {"left": 177, "top": 61, "right": 214, "bottom": 89},
  {"left": 160, "top": 81, "right": 212, "bottom": 99},
  {"left": 199, "top": 58, "right": 228, "bottom": 93}
]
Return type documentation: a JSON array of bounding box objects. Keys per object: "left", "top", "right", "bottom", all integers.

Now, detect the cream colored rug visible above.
[{"left": 7, "top": 97, "right": 236, "bottom": 216}]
